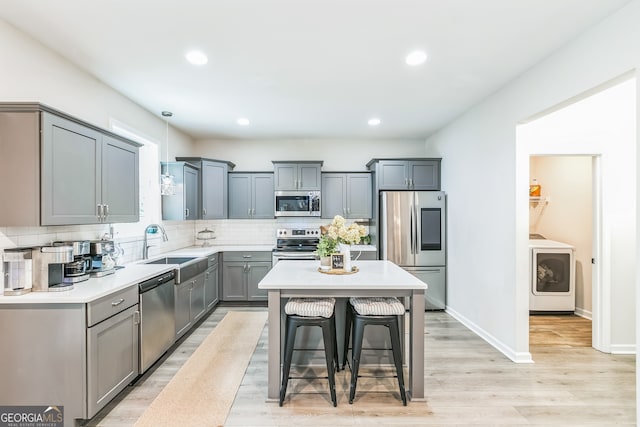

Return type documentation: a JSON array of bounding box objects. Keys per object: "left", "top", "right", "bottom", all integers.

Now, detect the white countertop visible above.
[
  {"left": 0, "top": 244, "right": 275, "bottom": 304},
  {"left": 0, "top": 264, "right": 174, "bottom": 304},
  {"left": 259, "top": 260, "right": 427, "bottom": 290}
]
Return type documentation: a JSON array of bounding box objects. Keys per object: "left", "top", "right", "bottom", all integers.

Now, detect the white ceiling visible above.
[{"left": 0, "top": 0, "right": 631, "bottom": 140}]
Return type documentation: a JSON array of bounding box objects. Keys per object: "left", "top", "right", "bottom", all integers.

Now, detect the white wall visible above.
[
  {"left": 0, "top": 19, "right": 194, "bottom": 158},
  {"left": 426, "top": 0, "right": 639, "bottom": 363},
  {"left": 530, "top": 156, "right": 593, "bottom": 316},
  {"left": 0, "top": 18, "right": 197, "bottom": 271},
  {"left": 194, "top": 138, "right": 426, "bottom": 171}
]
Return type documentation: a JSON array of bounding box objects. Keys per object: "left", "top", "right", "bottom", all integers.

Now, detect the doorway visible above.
[
  {"left": 517, "top": 75, "right": 636, "bottom": 357},
  {"left": 528, "top": 155, "right": 594, "bottom": 348}
]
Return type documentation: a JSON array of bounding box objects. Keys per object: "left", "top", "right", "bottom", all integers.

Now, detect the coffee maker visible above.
[
  {"left": 54, "top": 240, "right": 92, "bottom": 284},
  {"left": 3, "top": 248, "right": 33, "bottom": 296},
  {"left": 32, "top": 245, "right": 74, "bottom": 292},
  {"left": 89, "top": 240, "right": 116, "bottom": 277}
]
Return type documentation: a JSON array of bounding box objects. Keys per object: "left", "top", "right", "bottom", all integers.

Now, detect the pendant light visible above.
[{"left": 160, "top": 111, "right": 176, "bottom": 196}]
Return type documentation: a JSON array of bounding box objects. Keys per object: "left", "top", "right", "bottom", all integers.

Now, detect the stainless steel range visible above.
[{"left": 272, "top": 227, "right": 321, "bottom": 264}]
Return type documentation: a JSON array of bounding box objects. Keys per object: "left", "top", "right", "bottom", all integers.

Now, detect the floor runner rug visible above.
[{"left": 134, "top": 311, "right": 267, "bottom": 427}]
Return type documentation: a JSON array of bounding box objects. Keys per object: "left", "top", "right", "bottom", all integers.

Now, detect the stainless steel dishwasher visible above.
[{"left": 139, "top": 270, "right": 176, "bottom": 373}]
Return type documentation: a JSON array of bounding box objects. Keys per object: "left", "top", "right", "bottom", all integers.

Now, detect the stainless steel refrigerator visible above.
[{"left": 380, "top": 191, "right": 446, "bottom": 310}]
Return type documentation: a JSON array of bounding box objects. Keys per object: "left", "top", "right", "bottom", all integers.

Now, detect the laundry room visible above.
[{"left": 529, "top": 156, "right": 593, "bottom": 319}]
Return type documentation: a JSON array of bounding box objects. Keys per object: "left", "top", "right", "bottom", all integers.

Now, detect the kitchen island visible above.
[{"left": 258, "top": 260, "right": 427, "bottom": 401}]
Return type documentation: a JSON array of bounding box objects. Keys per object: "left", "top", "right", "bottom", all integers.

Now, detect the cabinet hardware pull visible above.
[
  {"left": 104, "top": 204, "right": 109, "bottom": 217},
  {"left": 111, "top": 298, "right": 125, "bottom": 306},
  {"left": 243, "top": 255, "right": 252, "bottom": 258},
  {"left": 185, "top": 208, "right": 190, "bottom": 218},
  {"left": 203, "top": 208, "right": 207, "bottom": 216},
  {"left": 97, "top": 204, "right": 103, "bottom": 221},
  {"left": 134, "top": 311, "right": 140, "bottom": 325}
]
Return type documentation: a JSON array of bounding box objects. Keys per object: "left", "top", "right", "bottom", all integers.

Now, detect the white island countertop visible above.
[{"left": 259, "top": 260, "right": 427, "bottom": 290}]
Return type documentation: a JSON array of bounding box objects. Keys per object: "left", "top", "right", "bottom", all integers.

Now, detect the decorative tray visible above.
[{"left": 317, "top": 266, "right": 359, "bottom": 275}]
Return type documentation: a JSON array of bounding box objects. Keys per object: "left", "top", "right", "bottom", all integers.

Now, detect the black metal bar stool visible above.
[
  {"left": 279, "top": 297, "right": 339, "bottom": 407},
  {"left": 343, "top": 296, "right": 407, "bottom": 405}
]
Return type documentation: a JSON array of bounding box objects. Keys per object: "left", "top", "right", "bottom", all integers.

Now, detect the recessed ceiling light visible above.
[
  {"left": 368, "top": 118, "right": 381, "bottom": 126},
  {"left": 405, "top": 50, "right": 427, "bottom": 66},
  {"left": 185, "top": 50, "right": 208, "bottom": 65},
  {"left": 237, "top": 117, "right": 250, "bottom": 126}
]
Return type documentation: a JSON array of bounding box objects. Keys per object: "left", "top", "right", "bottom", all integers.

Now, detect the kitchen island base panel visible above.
[
  {"left": 261, "top": 260, "right": 426, "bottom": 402},
  {"left": 266, "top": 289, "right": 425, "bottom": 402}
]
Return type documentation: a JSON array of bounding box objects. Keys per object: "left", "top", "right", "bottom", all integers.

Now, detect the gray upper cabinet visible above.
[
  {"left": 368, "top": 159, "right": 441, "bottom": 191},
  {"left": 272, "top": 161, "right": 322, "bottom": 191},
  {"left": 161, "top": 162, "right": 199, "bottom": 220},
  {"left": 176, "top": 157, "right": 234, "bottom": 219},
  {"left": 101, "top": 135, "right": 140, "bottom": 223},
  {"left": 229, "top": 173, "right": 274, "bottom": 219},
  {"left": 0, "top": 104, "right": 141, "bottom": 226},
  {"left": 322, "top": 173, "right": 372, "bottom": 219},
  {"left": 41, "top": 112, "right": 102, "bottom": 225}
]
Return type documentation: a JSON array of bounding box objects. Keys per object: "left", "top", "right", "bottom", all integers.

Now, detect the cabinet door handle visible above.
[
  {"left": 347, "top": 207, "right": 351, "bottom": 215},
  {"left": 404, "top": 178, "right": 408, "bottom": 188},
  {"left": 134, "top": 310, "right": 140, "bottom": 325},
  {"left": 409, "top": 179, "right": 414, "bottom": 189},
  {"left": 97, "top": 204, "right": 103, "bottom": 221},
  {"left": 185, "top": 208, "right": 190, "bottom": 218},
  {"left": 104, "top": 204, "right": 109, "bottom": 219},
  {"left": 252, "top": 208, "right": 255, "bottom": 217},
  {"left": 203, "top": 208, "right": 207, "bottom": 216},
  {"left": 243, "top": 255, "right": 252, "bottom": 258},
  {"left": 111, "top": 298, "right": 125, "bottom": 307}
]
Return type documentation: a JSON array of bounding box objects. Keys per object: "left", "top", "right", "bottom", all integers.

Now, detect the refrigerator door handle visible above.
[{"left": 410, "top": 202, "right": 415, "bottom": 255}]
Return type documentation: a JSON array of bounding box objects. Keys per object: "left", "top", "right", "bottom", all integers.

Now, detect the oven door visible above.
[{"left": 274, "top": 191, "right": 320, "bottom": 217}]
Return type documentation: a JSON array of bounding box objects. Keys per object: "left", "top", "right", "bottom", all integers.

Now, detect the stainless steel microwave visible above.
[{"left": 274, "top": 191, "right": 321, "bottom": 217}]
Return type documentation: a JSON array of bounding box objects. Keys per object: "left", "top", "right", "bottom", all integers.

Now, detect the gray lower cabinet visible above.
[
  {"left": 322, "top": 173, "right": 372, "bottom": 219},
  {"left": 0, "top": 106, "right": 141, "bottom": 226},
  {"left": 87, "top": 304, "right": 139, "bottom": 418},
  {"left": 86, "top": 286, "right": 140, "bottom": 418},
  {"left": 174, "top": 272, "right": 206, "bottom": 339},
  {"left": 0, "top": 286, "right": 141, "bottom": 426},
  {"left": 367, "top": 159, "right": 441, "bottom": 191},
  {"left": 161, "top": 162, "right": 199, "bottom": 220},
  {"left": 222, "top": 252, "right": 272, "bottom": 301},
  {"left": 351, "top": 250, "right": 377, "bottom": 261},
  {"left": 228, "top": 173, "right": 274, "bottom": 219},
  {"left": 204, "top": 254, "right": 219, "bottom": 310}
]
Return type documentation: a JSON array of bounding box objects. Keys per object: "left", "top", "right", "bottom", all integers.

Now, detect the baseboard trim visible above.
[
  {"left": 445, "top": 307, "right": 533, "bottom": 364},
  {"left": 610, "top": 344, "right": 636, "bottom": 354},
  {"left": 574, "top": 307, "right": 593, "bottom": 320}
]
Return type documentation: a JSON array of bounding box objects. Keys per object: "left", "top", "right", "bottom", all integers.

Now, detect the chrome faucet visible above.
[{"left": 143, "top": 224, "right": 168, "bottom": 259}]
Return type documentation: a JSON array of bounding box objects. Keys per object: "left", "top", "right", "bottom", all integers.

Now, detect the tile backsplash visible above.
[{"left": 1, "top": 217, "right": 369, "bottom": 294}]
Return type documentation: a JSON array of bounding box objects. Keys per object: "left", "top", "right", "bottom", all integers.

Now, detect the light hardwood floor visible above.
[{"left": 86, "top": 307, "right": 635, "bottom": 426}]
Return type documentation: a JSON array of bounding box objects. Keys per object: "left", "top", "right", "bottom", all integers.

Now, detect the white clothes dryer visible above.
[{"left": 529, "top": 235, "right": 575, "bottom": 312}]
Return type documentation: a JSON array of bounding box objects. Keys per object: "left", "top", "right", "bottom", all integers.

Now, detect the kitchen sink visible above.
[
  {"left": 144, "top": 256, "right": 197, "bottom": 265},
  {"left": 143, "top": 256, "right": 207, "bottom": 283}
]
